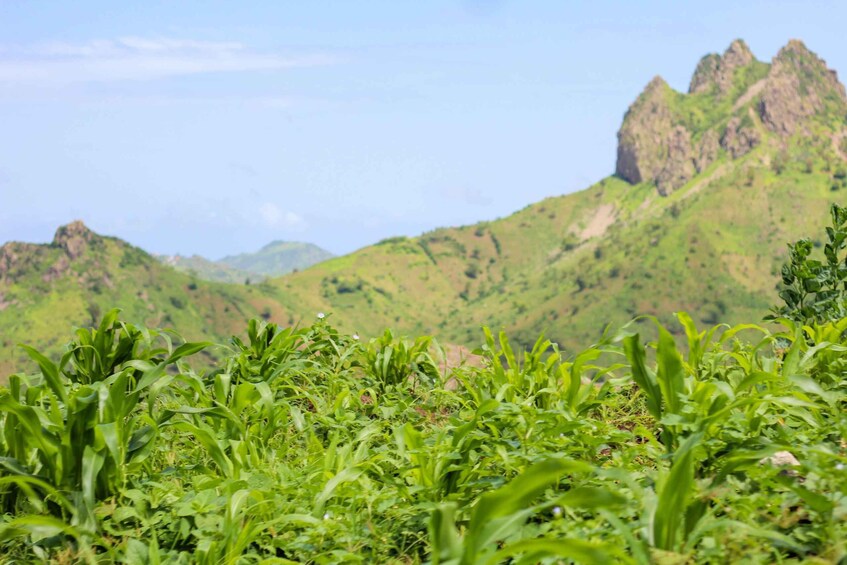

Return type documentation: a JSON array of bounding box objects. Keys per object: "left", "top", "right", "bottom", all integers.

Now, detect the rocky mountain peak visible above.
[
  {"left": 616, "top": 39, "right": 847, "bottom": 197},
  {"left": 689, "top": 39, "right": 757, "bottom": 95},
  {"left": 759, "top": 39, "right": 847, "bottom": 136},
  {"left": 52, "top": 220, "right": 97, "bottom": 259},
  {"left": 615, "top": 76, "right": 673, "bottom": 186}
]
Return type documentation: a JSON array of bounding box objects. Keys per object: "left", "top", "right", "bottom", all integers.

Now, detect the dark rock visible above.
[
  {"left": 616, "top": 76, "right": 674, "bottom": 184},
  {"left": 721, "top": 116, "right": 761, "bottom": 158},
  {"left": 52, "top": 220, "right": 96, "bottom": 260},
  {"left": 695, "top": 129, "right": 720, "bottom": 172},
  {"left": 656, "top": 126, "right": 696, "bottom": 195}
]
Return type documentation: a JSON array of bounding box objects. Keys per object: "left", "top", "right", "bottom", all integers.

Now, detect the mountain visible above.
[
  {"left": 158, "top": 241, "right": 334, "bottom": 284},
  {"left": 157, "top": 254, "right": 253, "bottom": 284},
  {"left": 3, "top": 39, "right": 845, "bottom": 374},
  {"left": 267, "top": 39, "right": 847, "bottom": 350},
  {"left": 0, "top": 221, "right": 296, "bottom": 375},
  {"left": 219, "top": 241, "right": 334, "bottom": 277}
]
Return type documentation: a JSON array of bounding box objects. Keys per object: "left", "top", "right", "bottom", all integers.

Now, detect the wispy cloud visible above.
[
  {"left": 258, "top": 203, "right": 307, "bottom": 231},
  {"left": 0, "top": 36, "right": 336, "bottom": 84}
]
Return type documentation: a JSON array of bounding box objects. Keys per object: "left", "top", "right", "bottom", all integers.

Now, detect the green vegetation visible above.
[
  {"left": 772, "top": 203, "right": 847, "bottom": 325},
  {"left": 0, "top": 307, "right": 846, "bottom": 562},
  {"left": 3, "top": 37, "right": 847, "bottom": 563},
  {"left": 0, "top": 224, "right": 296, "bottom": 376}
]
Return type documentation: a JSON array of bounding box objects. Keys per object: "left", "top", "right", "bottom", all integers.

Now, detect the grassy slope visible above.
[
  {"left": 268, "top": 47, "right": 847, "bottom": 352},
  {"left": 271, "top": 133, "right": 845, "bottom": 354},
  {"left": 4, "top": 41, "right": 845, "bottom": 370},
  {"left": 0, "top": 234, "right": 295, "bottom": 375}
]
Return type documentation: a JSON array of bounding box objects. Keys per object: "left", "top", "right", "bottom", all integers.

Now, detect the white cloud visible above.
[
  {"left": 258, "top": 203, "right": 307, "bottom": 230},
  {"left": 0, "top": 36, "right": 336, "bottom": 85}
]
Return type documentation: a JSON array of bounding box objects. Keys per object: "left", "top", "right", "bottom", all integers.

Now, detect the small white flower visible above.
[
  {"left": 323, "top": 512, "right": 331, "bottom": 520},
  {"left": 352, "top": 334, "right": 360, "bottom": 340},
  {"left": 552, "top": 506, "right": 562, "bottom": 518},
  {"left": 317, "top": 312, "right": 325, "bottom": 319},
  {"left": 837, "top": 463, "right": 845, "bottom": 471}
]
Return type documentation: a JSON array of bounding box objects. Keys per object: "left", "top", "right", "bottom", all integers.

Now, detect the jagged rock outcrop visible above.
[
  {"left": 53, "top": 220, "right": 97, "bottom": 260},
  {"left": 656, "top": 126, "right": 696, "bottom": 195},
  {"left": 689, "top": 39, "right": 756, "bottom": 96},
  {"left": 721, "top": 116, "right": 761, "bottom": 158},
  {"left": 616, "top": 39, "right": 847, "bottom": 197},
  {"left": 615, "top": 75, "right": 699, "bottom": 194},
  {"left": 694, "top": 130, "right": 720, "bottom": 172},
  {"left": 616, "top": 41, "right": 767, "bottom": 194},
  {"left": 616, "top": 76, "right": 674, "bottom": 185},
  {"left": 759, "top": 40, "right": 847, "bottom": 136}
]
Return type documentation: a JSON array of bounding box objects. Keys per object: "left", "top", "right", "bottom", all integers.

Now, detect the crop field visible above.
[{"left": 0, "top": 306, "right": 845, "bottom": 564}]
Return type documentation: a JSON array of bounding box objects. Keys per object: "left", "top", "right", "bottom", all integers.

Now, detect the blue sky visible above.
[{"left": 1, "top": 1, "right": 845, "bottom": 257}]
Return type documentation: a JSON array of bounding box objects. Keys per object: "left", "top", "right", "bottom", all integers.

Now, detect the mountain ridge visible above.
[
  {"left": 157, "top": 240, "right": 334, "bottom": 284},
  {"left": 265, "top": 38, "right": 847, "bottom": 348},
  {"left": 2, "top": 38, "right": 846, "bottom": 374}
]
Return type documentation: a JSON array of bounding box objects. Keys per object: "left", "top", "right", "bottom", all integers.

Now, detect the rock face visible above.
[
  {"left": 616, "top": 38, "right": 847, "bottom": 197},
  {"left": 656, "top": 126, "right": 696, "bottom": 195},
  {"left": 616, "top": 76, "right": 674, "bottom": 185},
  {"left": 759, "top": 40, "right": 847, "bottom": 136},
  {"left": 52, "top": 220, "right": 96, "bottom": 260},
  {"left": 689, "top": 39, "right": 755, "bottom": 96},
  {"left": 721, "top": 116, "right": 761, "bottom": 158},
  {"left": 615, "top": 76, "right": 701, "bottom": 195},
  {"left": 694, "top": 129, "right": 720, "bottom": 172}
]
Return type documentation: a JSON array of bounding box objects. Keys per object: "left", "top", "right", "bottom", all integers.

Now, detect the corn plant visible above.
[{"left": 362, "top": 329, "right": 441, "bottom": 389}]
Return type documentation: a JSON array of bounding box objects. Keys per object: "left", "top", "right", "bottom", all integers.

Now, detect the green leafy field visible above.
[{"left": 0, "top": 308, "right": 845, "bottom": 563}]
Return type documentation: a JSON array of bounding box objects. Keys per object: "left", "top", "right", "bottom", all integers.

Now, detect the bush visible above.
[{"left": 770, "top": 203, "right": 847, "bottom": 325}]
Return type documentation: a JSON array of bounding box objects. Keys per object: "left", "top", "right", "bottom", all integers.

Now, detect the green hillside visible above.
[
  {"left": 2, "top": 39, "right": 846, "bottom": 373},
  {"left": 0, "top": 222, "right": 296, "bottom": 375},
  {"left": 268, "top": 39, "right": 847, "bottom": 351}
]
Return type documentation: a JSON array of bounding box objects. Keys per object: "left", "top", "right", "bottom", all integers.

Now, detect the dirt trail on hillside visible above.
[{"left": 733, "top": 78, "right": 767, "bottom": 112}]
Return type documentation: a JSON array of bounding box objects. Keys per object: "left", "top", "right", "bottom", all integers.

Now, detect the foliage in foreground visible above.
[
  {"left": 0, "top": 310, "right": 846, "bottom": 564},
  {"left": 772, "top": 203, "right": 847, "bottom": 326}
]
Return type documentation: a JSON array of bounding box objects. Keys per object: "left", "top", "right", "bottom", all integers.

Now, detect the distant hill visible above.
[
  {"left": 219, "top": 241, "right": 334, "bottom": 278},
  {"left": 157, "top": 254, "right": 253, "bottom": 284},
  {"left": 158, "top": 241, "right": 334, "bottom": 284}
]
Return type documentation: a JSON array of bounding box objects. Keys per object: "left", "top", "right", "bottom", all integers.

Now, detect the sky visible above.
[{"left": 1, "top": 1, "right": 846, "bottom": 258}]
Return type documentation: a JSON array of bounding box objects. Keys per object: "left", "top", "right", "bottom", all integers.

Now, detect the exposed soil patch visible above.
[{"left": 579, "top": 204, "right": 617, "bottom": 240}]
